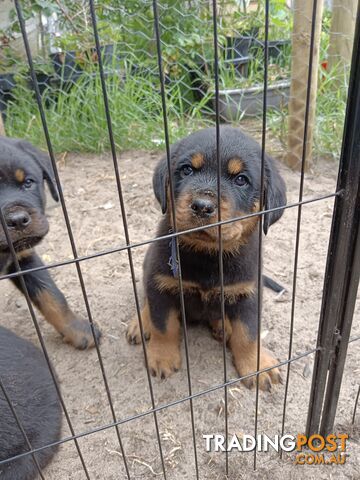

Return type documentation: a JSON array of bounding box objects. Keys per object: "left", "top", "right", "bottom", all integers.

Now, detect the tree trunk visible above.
[
  {"left": 328, "top": 0, "right": 357, "bottom": 70},
  {"left": 286, "top": 0, "right": 324, "bottom": 171}
]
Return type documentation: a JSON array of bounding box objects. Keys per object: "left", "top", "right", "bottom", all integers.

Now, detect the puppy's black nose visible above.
[
  {"left": 191, "top": 198, "right": 216, "bottom": 217},
  {"left": 6, "top": 210, "right": 31, "bottom": 230}
]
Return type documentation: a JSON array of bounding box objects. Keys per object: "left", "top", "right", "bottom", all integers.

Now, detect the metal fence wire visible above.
[{"left": 0, "top": 0, "right": 359, "bottom": 478}]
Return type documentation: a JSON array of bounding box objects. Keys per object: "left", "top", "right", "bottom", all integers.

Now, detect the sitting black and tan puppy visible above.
[
  {"left": 0, "top": 325, "right": 62, "bottom": 479},
  {"left": 127, "top": 127, "right": 286, "bottom": 391},
  {"left": 0, "top": 137, "right": 101, "bottom": 349}
]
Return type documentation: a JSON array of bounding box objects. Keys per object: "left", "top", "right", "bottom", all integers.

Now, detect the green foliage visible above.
[
  {"left": 218, "top": 0, "right": 292, "bottom": 41},
  {"left": 0, "top": 1, "right": 349, "bottom": 162},
  {"left": 5, "top": 70, "right": 211, "bottom": 153}
]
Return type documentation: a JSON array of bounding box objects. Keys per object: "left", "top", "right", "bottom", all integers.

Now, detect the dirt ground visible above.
[{"left": 1, "top": 133, "right": 359, "bottom": 479}]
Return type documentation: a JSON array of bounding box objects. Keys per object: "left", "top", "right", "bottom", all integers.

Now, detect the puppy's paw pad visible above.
[
  {"left": 62, "top": 319, "right": 101, "bottom": 350},
  {"left": 235, "top": 350, "right": 281, "bottom": 392},
  {"left": 147, "top": 348, "right": 181, "bottom": 379}
]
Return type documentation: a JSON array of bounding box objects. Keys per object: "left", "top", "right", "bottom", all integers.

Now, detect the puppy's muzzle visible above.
[
  {"left": 5, "top": 209, "right": 32, "bottom": 231},
  {"left": 190, "top": 190, "right": 217, "bottom": 218}
]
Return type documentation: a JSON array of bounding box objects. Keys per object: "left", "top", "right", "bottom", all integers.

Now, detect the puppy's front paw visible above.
[
  {"left": 234, "top": 349, "right": 282, "bottom": 392},
  {"left": 210, "top": 317, "right": 232, "bottom": 343},
  {"left": 229, "top": 321, "right": 282, "bottom": 392},
  {"left": 62, "top": 317, "right": 101, "bottom": 350},
  {"left": 126, "top": 317, "right": 150, "bottom": 345},
  {"left": 147, "top": 340, "right": 181, "bottom": 379},
  {"left": 126, "top": 303, "right": 152, "bottom": 345}
]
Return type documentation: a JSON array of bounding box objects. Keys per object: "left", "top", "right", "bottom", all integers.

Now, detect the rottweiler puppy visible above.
[
  {"left": 126, "top": 126, "right": 286, "bottom": 391},
  {"left": 0, "top": 136, "right": 101, "bottom": 349},
  {"left": 0, "top": 325, "right": 62, "bottom": 479}
]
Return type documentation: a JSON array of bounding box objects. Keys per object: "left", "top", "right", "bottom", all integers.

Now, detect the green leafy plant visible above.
[{"left": 5, "top": 68, "right": 212, "bottom": 153}]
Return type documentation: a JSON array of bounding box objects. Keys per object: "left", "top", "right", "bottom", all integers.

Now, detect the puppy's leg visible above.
[
  {"left": 147, "top": 308, "right": 181, "bottom": 379},
  {"left": 228, "top": 298, "right": 282, "bottom": 391},
  {"left": 134, "top": 289, "right": 181, "bottom": 379},
  {"left": 8, "top": 251, "right": 101, "bottom": 349},
  {"left": 126, "top": 301, "right": 151, "bottom": 344}
]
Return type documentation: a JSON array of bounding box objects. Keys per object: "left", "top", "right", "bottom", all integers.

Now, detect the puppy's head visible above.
[
  {"left": 153, "top": 127, "right": 286, "bottom": 252},
  {"left": 0, "top": 137, "right": 59, "bottom": 253}
]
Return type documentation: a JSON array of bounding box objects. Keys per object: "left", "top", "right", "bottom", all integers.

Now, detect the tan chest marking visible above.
[{"left": 155, "top": 274, "right": 255, "bottom": 303}]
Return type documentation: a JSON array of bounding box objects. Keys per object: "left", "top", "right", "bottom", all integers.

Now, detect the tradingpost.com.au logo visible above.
[{"left": 203, "top": 433, "right": 348, "bottom": 465}]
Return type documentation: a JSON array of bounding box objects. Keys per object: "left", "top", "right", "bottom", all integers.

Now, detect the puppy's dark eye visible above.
[
  {"left": 180, "top": 165, "right": 194, "bottom": 177},
  {"left": 234, "top": 174, "right": 248, "bottom": 187},
  {"left": 23, "top": 178, "right": 34, "bottom": 189}
]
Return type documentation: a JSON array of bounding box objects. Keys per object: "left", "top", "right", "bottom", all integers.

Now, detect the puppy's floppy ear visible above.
[
  {"left": 17, "top": 141, "right": 59, "bottom": 202},
  {"left": 153, "top": 156, "right": 169, "bottom": 214},
  {"left": 263, "top": 154, "right": 286, "bottom": 235}
]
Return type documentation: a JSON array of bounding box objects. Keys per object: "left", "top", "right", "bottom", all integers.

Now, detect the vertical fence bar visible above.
[
  {"left": 151, "top": 1, "right": 200, "bottom": 477},
  {"left": 211, "top": 0, "right": 229, "bottom": 475},
  {"left": 14, "top": 1, "right": 130, "bottom": 476},
  {"left": 306, "top": 1, "right": 360, "bottom": 436},
  {"left": 280, "top": 0, "right": 320, "bottom": 446},
  {"left": 88, "top": 1, "right": 170, "bottom": 477},
  {"left": 253, "top": 0, "right": 269, "bottom": 471},
  {"left": 352, "top": 385, "right": 360, "bottom": 425}
]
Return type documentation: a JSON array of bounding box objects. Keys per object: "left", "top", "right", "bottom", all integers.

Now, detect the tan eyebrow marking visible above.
[
  {"left": 228, "top": 158, "right": 243, "bottom": 175},
  {"left": 191, "top": 153, "right": 204, "bottom": 169},
  {"left": 15, "top": 169, "right": 25, "bottom": 183}
]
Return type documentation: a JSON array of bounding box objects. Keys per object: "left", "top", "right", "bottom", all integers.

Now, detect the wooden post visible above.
[
  {"left": 328, "top": 0, "right": 357, "bottom": 70},
  {"left": 0, "top": 115, "right": 5, "bottom": 136},
  {"left": 286, "top": 0, "right": 324, "bottom": 171}
]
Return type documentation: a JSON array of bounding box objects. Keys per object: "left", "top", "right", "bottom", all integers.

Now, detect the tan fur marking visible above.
[
  {"left": 155, "top": 274, "right": 255, "bottom": 303},
  {"left": 174, "top": 189, "right": 259, "bottom": 254},
  {"left": 15, "top": 169, "right": 25, "bottom": 183},
  {"left": 147, "top": 310, "right": 181, "bottom": 378},
  {"left": 35, "top": 290, "right": 95, "bottom": 348},
  {"left": 36, "top": 290, "right": 71, "bottom": 332},
  {"left": 229, "top": 321, "right": 282, "bottom": 391},
  {"left": 228, "top": 158, "right": 243, "bottom": 176},
  {"left": 191, "top": 153, "right": 204, "bottom": 169},
  {"left": 210, "top": 317, "right": 232, "bottom": 343},
  {"left": 16, "top": 248, "right": 33, "bottom": 260},
  {"left": 126, "top": 301, "right": 151, "bottom": 344}
]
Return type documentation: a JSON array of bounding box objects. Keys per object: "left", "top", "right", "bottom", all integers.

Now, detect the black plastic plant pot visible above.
[
  {"left": 51, "top": 44, "right": 122, "bottom": 84},
  {"left": 251, "top": 39, "right": 291, "bottom": 62},
  {"left": 226, "top": 36, "right": 253, "bottom": 59},
  {"left": 50, "top": 51, "right": 83, "bottom": 84},
  {"left": 130, "top": 63, "right": 171, "bottom": 86},
  {"left": 224, "top": 56, "right": 251, "bottom": 77},
  {"left": 0, "top": 73, "right": 17, "bottom": 122},
  {"left": 88, "top": 44, "right": 122, "bottom": 70},
  {"left": 225, "top": 27, "right": 260, "bottom": 59},
  {"left": 0, "top": 73, "right": 16, "bottom": 92},
  {"left": 27, "top": 71, "right": 54, "bottom": 96}
]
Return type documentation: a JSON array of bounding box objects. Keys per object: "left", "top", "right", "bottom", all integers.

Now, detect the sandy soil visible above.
[{"left": 1, "top": 135, "right": 359, "bottom": 479}]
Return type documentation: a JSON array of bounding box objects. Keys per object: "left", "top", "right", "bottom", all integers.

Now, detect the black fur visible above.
[
  {"left": 0, "top": 136, "right": 101, "bottom": 348},
  {"left": 0, "top": 326, "right": 62, "bottom": 479},
  {"left": 146, "top": 126, "right": 286, "bottom": 339}
]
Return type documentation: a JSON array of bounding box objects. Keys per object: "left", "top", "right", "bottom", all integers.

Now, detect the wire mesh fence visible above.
[
  {"left": 0, "top": 0, "right": 359, "bottom": 479},
  {"left": 0, "top": 1, "right": 350, "bottom": 159}
]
